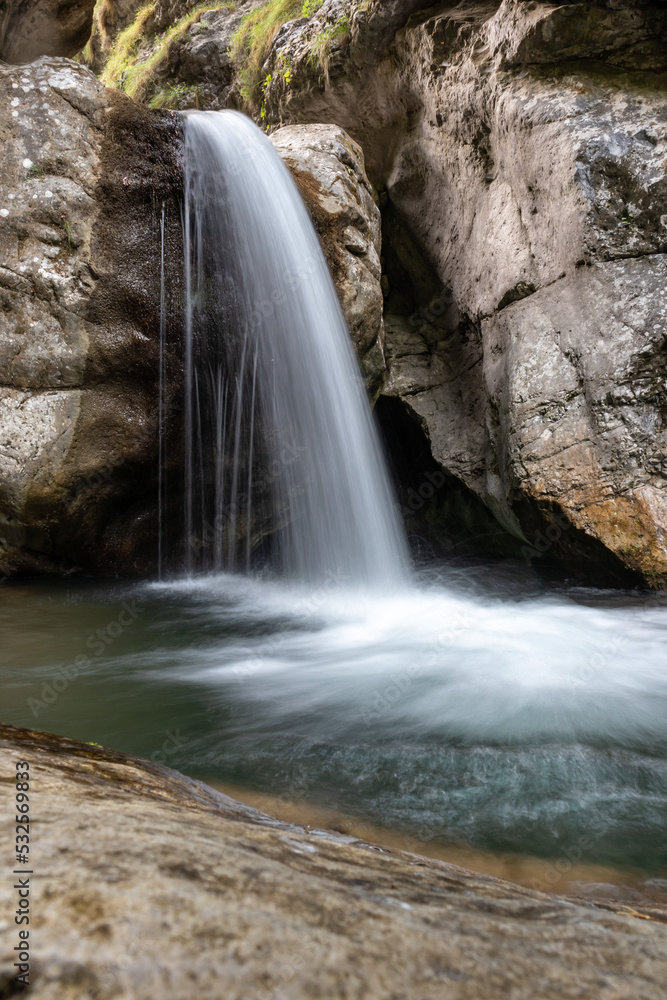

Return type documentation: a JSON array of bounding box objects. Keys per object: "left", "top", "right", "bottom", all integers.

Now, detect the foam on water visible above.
[
  {"left": 3, "top": 568, "right": 667, "bottom": 871},
  {"left": 146, "top": 571, "right": 667, "bottom": 752},
  {"left": 133, "top": 570, "right": 667, "bottom": 870}
]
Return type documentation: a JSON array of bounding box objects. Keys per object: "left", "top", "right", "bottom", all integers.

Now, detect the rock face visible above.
[
  {"left": 255, "top": 0, "right": 667, "bottom": 584},
  {"left": 0, "top": 0, "right": 97, "bottom": 63},
  {"left": 91, "top": 0, "right": 667, "bottom": 583},
  {"left": 0, "top": 57, "right": 182, "bottom": 578},
  {"left": 271, "top": 123, "right": 386, "bottom": 392},
  {"left": 4, "top": 1, "right": 667, "bottom": 583},
  {"left": 2, "top": 722, "right": 667, "bottom": 1000},
  {"left": 0, "top": 54, "right": 390, "bottom": 581}
]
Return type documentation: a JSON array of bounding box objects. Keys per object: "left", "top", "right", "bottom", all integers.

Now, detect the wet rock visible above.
[
  {"left": 1, "top": 722, "right": 667, "bottom": 1000},
  {"left": 271, "top": 123, "right": 386, "bottom": 392},
  {"left": 0, "top": 0, "right": 97, "bottom": 63},
  {"left": 0, "top": 57, "right": 183, "bottom": 578}
]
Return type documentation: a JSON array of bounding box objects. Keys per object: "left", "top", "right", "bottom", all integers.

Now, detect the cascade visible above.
[{"left": 177, "top": 110, "right": 409, "bottom": 586}]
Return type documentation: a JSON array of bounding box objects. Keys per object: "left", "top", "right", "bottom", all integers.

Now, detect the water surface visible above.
[{"left": 3, "top": 563, "right": 667, "bottom": 897}]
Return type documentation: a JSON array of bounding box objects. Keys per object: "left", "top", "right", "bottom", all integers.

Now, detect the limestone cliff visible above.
[{"left": 4, "top": 0, "right": 667, "bottom": 585}]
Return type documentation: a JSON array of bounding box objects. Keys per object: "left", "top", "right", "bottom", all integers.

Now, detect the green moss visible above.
[
  {"left": 230, "top": 0, "right": 303, "bottom": 103},
  {"left": 101, "top": 2, "right": 236, "bottom": 104},
  {"left": 231, "top": 0, "right": 350, "bottom": 106},
  {"left": 74, "top": 0, "right": 104, "bottom": 66},
  {"left": 149, "top": 81, "right": 203, "bottom": 109},
  {"left": 76, "top": 38, "right": 95, "bottom": 66}
]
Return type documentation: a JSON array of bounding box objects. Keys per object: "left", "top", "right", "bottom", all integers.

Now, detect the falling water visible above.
[
  {"left": 180, "top": 110, "right": 408, "bottom": 585},
  {"left": 158, "top": 201, "right": 167, "bottom": 581}
]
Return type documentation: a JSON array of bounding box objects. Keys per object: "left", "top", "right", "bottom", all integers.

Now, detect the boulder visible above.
[
  {"left": 0, "top": 57, "right": 182, "bottom": 578},
  {"left": 271, "top": 123, "right": 386, "bottom": 392},
  {"left": 1, "top": 722, "right": 667, "bottom": 999}
]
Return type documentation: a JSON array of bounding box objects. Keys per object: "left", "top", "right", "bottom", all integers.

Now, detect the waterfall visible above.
[
  {"left": 179, "top": 110, "right": 408, "bottom": 587},
  {"left": 158, "top": 201, "right": 167, "bottom": 581}
]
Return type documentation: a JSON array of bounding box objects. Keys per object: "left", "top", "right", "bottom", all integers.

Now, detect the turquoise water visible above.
[{"left": 3, "top": 565, "right": 667, "bottom": 878}]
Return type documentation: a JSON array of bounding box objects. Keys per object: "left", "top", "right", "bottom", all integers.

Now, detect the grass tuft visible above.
[
  {"left": 307, "top": 14, "right": 348, "bottom": 68},
  {"left": 101, "top": 2, "right": 236, "bottom": 104},
  {"left": 100, "top": 2, "right": 157, "bottom": 91},
  {"left": 230, "top": 0, "right": 303, "bottom": 104},
  {"left": 149, "top": 81, "right": 203, "bottom": 109}
]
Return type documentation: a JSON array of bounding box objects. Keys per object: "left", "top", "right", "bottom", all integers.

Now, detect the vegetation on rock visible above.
[
  {"left": 148, "top": 79, "right": 203, "bottom": 109},
  {"left": 230, "top": 0, "right": 303, "bottom": 103},
  {"left": 307, "top": 13, "right": 348, "bottom": 69},
  {"left": 230, "top": 0, "right": 347, "bottom": 106},
  {"left": 78, "top": 0, "right": 354, "bottom": 112},
  {"left": 99, "top": 1, "right": 236, "bottom": 103}
]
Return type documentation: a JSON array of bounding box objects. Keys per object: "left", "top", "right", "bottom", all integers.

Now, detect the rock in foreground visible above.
[{"left": 1, "top": 723, "right": 667, "bottom": 999}]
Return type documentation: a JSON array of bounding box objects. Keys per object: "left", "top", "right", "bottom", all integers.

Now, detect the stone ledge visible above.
[{"left": 1, "top": 723, "right": 667, "bottom": 999}]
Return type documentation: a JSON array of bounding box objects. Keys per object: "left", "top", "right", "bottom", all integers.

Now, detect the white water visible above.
[
  {"left": 149, "top": 570, "right": 667, "bottom": 750},
  {"left": 180, "top": 110, "right": 408, "bottom": 585},
  {"left": 129, "top": 111, "right": 667, "bottom": 872},
  {"left": 3, "top": 568, "right": 667, "bottom": 872}
]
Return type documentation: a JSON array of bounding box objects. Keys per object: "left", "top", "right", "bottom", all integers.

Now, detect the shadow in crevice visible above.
[{"left": 376, "top": 395, "right": 525, "bottom": 565}]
